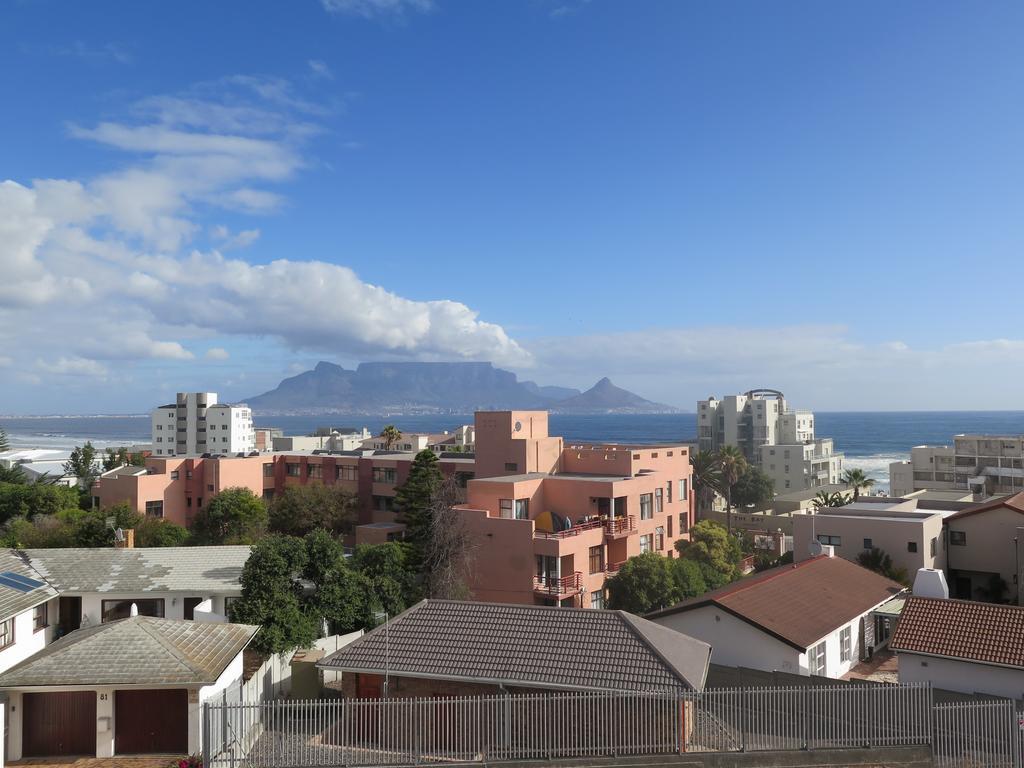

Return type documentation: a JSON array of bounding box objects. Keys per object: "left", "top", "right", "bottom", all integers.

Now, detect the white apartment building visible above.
[
  {"left": 697, "top": 389, "right": 844, "bottom": 493},
  {"left": 151, "top": 392, "right": 255, "bottom": 456},
  {"left": 889, "top": 435, "right": 1024, "bottom": 498}
]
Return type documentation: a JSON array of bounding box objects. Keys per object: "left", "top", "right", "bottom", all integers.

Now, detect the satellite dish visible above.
[{"left": 808, "top": 539, "right": 824, "bottom": 557}]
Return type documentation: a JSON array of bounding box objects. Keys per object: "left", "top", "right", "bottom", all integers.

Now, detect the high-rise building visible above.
[
  {"left": 890, "top": 435, "right": 1024, "bottom": 498},
  {"left": 151, "top": 392, "right": 254, "bottom": 456},
  {"left": 697, "top": 389, "right": 844, "bottom": 493}
]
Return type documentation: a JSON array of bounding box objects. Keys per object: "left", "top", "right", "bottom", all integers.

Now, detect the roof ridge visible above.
[
  {"left": 703, "top": 555, "right": 825, "bottom": 603},
  {"left": 134, "top": 617, "right": 205, "bottom": 676},
  {"left": 616, "top": 611, "right": 698, "bottom": 689}
]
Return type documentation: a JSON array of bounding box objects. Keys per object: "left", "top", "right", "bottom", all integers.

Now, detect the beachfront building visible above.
[
  {"left": 889, "top": 445, "right": 957, "bottom": 497},
  {"left": 697, "top": 390, "right": 844, "bottom": 493},
  {"left": 151, "top": 392, "right": 255, "bottom": 457},
  {"left": 889, "top": 435, "right": 1024, "bottom": 498}
]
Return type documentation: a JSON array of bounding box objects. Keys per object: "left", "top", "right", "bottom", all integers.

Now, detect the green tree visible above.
[
  {"left": 716, "top": 446, "right": 748, "bottom": 533},
  {"left": 101, "top": 447, "right": 146, "bottom": 472},
  {"left": 63, "top": 442, "right": 99, "bottom": 491},
  {"left": 379, "top": 424, "right": 402, "bottom": 449},
  {"left": 134, "top": 516, "right": 190, "bottom": 547},
  {"left": 843, "top": 468, "right": 875, "bottom": 501},
  {"left": 731, "top": 466, "right": 775, "bottom": 509},
  {"left": 671, "top": 557, "right": 708, "bottom": 600},
  {"left": 606, "top": 553, "right": 680, "bottom": 614},
  {"left": 676, "top": 519, "right": 742, "bottom": 589},
  {"left": 813, "top": 490, "right": 851, "bottom": 509},
  {"left": 191, "top": 487, "right": 268, "bottom": 545},
  {"left": 268, "top": 483, "right": 356, "bottom": 538},
  {"left": 0, "top": 482, "right": 80, "bottom": 525},
  {"left": 393, "top": 449, "right": 443, "bottom": 552},
  {"left": 690, "top": 450, "right": 722, "bottom": 519},
  {"left": 856, "top": 547, "right": 909, "bottom": 585},
  {"left": 231, "top": 535, "right": 316, "bottom": 655},
  {"left": 69, "top": 503, "right": 140, "bottom": 547},
  {"left": 354, "top": 542, "right": 421, "bottom": 615},
  {"left": 421, "top": 476, "right": 476, "bottom": 599},
  {"left": 0, "top": 464, "right": 27, "bottom": 484}
]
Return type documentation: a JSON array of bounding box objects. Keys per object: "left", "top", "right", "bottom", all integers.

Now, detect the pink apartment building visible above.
[
  {"left": 94, "top": 410, "right": 692, "bottom": 609},
  {"left": 457, "top": 411, "right": 693, "bottom": 608}
]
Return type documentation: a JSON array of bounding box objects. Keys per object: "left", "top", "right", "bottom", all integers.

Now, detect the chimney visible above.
[
  {"left": 114, "top": 528, "right": 135, "bottom": 549},
  {"left": 913, "top": 568, "right": 949, "bottom": 599}
]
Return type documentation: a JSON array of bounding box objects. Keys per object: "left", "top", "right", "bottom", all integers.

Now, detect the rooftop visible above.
[
  {"left": 318, "top": 599, "right": 710, "bottom": 692},
  {"left": 945, "top": 491, "right": 1024, "bottom": 522},
  {"left": 0, "top": 550, "right": 59, "bottom": 623},
  {"left": 648, "top": 556, "right": 905, "bottom": 651},
  {"left": 0, "top": 616, "right": 259, "bottom": 688},
  {"left": 891, "top": 596, "right": 1024, "bottom": 669},
  {"left": 20, "top": 545, "right": 251, "bottom": 593}
]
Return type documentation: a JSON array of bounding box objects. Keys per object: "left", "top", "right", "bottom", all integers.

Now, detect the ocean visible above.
[{"left": 7, "top": 411, "right": 1024, "bottom": 491}]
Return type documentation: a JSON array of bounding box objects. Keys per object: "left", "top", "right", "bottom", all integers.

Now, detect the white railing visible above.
[{"left": 203, "top": 683, "right": 935, "bottom": 768}]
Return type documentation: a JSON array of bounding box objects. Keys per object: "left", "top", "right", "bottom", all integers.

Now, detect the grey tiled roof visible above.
[
  {"left": 19, "top": 546, "right": 251, "bottom": 594},
  {"left": 0, "top": 550, "right": 58, "bottom": 622},
  {"left": 318, "top": 600, "right": 710, "bottom": 692},
  {"left": 0, "top": 616, "right": 259, "bottom": 687}
]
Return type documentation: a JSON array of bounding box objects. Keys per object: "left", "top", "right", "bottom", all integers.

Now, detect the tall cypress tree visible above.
[{"left": 393, "top": 449, "right": 442, "bottom": 553}]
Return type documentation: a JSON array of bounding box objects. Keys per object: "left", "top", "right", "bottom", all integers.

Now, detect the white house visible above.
[
  {"left": 0, "top": 551, "right": 61, "bottom": 677},
  {"left": 648, "top": 551, "right": 906, "bottom": 678},
  {"left": 891, "top": 595, "right": 1024, "bottom": 700},
  {"left": 0, "top": 616, "right": 258, "bottom": 759},
  {"left": 152, "top": 392, "right": 255, "bottom": 457}
]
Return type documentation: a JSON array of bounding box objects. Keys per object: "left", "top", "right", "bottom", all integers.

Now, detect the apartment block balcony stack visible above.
[{"left": 532, "top": 571, "right": 583, "bottom": 598}]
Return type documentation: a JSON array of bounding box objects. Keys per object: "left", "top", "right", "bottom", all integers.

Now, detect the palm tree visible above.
[
  {"left": 379, "top": 424, "right": 402, "bottom": 450},
  {"left": 843, "top": 468, "right": 875, "bottom": 501},
  {"left": 716, "top": 445, "right": 748, "bottom": 534},
  {"left": 690, "top": 450, "right": 723, "bottom": 520},
  {"left": 812, "top": 490, "right": 851, "bottom": 509}
]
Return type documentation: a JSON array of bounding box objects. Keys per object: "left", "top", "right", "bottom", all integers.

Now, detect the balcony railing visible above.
[
  {"left": 605, "top": 560, "right": 626, "bottom": 576},
  {"left": 533, "top": 520, "right": 603, "bottom": 540},
  {"left": 532, "top": 572, "right": 582, "bottom": 596},
  {"left": 603, "top": 515, "right": 636, "bottom": 537}
]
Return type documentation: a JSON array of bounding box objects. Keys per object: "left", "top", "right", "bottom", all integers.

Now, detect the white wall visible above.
[
  {"left": 71, "top": 592, "right": 233, "bottom": 627},
  {"left": 651, "top": 605, "right": 804, "bottom": 674},
  {"left": 898, "top": 652, "right": 1024, "bottom": 700},
  {"left": 196, "top": 652, "right": 245, "bottom": 754},
  {"left": 0, "top": 604, "right": 52, "bottom": 676}
]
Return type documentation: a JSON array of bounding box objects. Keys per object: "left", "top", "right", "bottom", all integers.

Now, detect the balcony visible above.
[
  {"left": 533, "top": 520, "right": 603, "bottom": 540},
  {"left": 605, "top": 560, "right": 626, "bottom": 577},
  {"left": 603, "top": 515, "right": 636, "bottom": 539},
  {"left": 533, "top": 572, "right": 582, "bottom": 598}
]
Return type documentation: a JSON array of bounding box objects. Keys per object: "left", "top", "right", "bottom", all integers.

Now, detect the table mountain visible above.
[{"left": 245, "top": 362, "right": 679, "bottom": 415}]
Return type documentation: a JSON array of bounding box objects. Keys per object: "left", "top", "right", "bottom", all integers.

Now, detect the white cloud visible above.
[
  {"left": 321, "top": 0, "right": 433, "bottom": 18},
  {"left": 308, "top": 60, "right": 334, "bottom": 80},
  {"left": 35, "top": 357, "right": 108, "bottom": 378},
  {"left": 210, "top": 226, "right": 260, "bottom": 250},
  {"left": 205, "top": 347, "right": 230, "bottom": 360}
]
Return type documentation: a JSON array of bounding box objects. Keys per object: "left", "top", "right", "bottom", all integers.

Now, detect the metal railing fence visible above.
[{"left": 934, "top": 700, "right": 1021, "bottom": 768}]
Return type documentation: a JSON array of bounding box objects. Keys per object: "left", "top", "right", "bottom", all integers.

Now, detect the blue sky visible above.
[{"left": 2, "top": 0, "right": 1024, "bottom": 413}]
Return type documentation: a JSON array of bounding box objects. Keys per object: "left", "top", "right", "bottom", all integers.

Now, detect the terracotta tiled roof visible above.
[
  {"left": 647, "top": 556, "right": 905, "bottom": 651},
  {"left": 944, "top": 491, "right": 1024, "bottom": 521},
  {"left": 890, "top": 596, "right": 1024, "bottom": 668},
  {"left": 318, "top": 599, "right": 711, "bottom": 692}
]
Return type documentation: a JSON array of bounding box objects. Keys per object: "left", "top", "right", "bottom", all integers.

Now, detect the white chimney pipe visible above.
[
  {"left": 129, "top": 603, "right": 139, "bottom": 617},
  {"left": 913, "top": 568, "right": 949, "bottom": 599}
]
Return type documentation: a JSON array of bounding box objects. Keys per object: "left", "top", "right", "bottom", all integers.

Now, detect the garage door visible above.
[
  {"left": 23, "top": 691, "right": 96, "bottom": 757},
  {"left": 115, "top": 689, "right": 188, "bottom": 754}
]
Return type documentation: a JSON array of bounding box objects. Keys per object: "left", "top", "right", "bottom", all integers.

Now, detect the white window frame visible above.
[
  {"left": 809, "top": 640, "right": 827, "bottom": 676},
  {"left": 840, "top": 626, "right": 852, "bottom": 663}
]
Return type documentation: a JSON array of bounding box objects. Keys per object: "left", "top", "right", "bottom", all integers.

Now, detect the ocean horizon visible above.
[{"left": 9, "top": 410, "right": 1024, "bottom": 492}]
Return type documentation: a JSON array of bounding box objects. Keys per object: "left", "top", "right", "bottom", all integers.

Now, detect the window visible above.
[
  {"left": 372, "top": 467, "right": 397, "bottom": 484},
  {"left": 640, "top": 493, "right": 653, "bottom": 520},
  {"left": 286, "top": 463, "right": 300, "bottom": 477},
  {"left": 589, "top": 545, "right": 604, "bottom": 574},
  {"left": 0, "top": 618, "right": 13, "bottom": 650},
  {"left": 907, "top": 541, "right": 918, "bottom": 553},
  {"left": 655, "top": 526, "right": 665, "bottom": 551},
  {"left": 186, "top": 470, "right": 193, "bottom": 479},
  {"left": 930, "top": 537, "right": 937, "bottom": 557},
  {"left": 679, "top": 513, "right": 689, "bottom": 534},
  {"left": 157, "top": 424, "right": 163, "bottom": 431},
  {"left": 337, "top": 465, "right": 357, "bottom": 481},
  {"left": 950, "top": 531, "right": 967, "bottom": 546},
  {"left": 817, "top": 534, "right": 841, "bottom": 547},
  {"left": 145, "top": 500, "right": 164, "bottom": 518},
  {"left": 666, "top": 481, "right": 672, "bottom": 504},
  {"left": 207, "top": 483, "right": 215, "bottom": 492},
  {"left": 680, "top": 479, "right": 688, "bottom": 500},
  {"left": 263, "top": 463, "right": 274, "bottom": 478},
  {"left": 840, "top": 626, "right": 852, "bottom": 662},
  {"left": 590, "top": 590, "right": 605, "bottom": 610},
  {"left": 863, "top": 538, "right": 873, "bottom": 550},
  {"left": 514, "top": 499, "right": 529, "bottom": 520},
  {"left": 499, "top": 499, "right": 513, "bottom": 519},
  {"left": 156, "top": 437, "right": 163, "bottom": 443},
  {"left": 654, "top": 488, "right": 664, "bottom": 515},
  {"left": 667, "top": 515, "right": 673, "bottom": 538},
  {"left": 640, "top": 533, "right": 653, "bottom": 554},
  {"left": 102, "top": 598, "right": 165, "bottom": 623},
  {"left": 170, "top": 470, "right": 178, "bottom": 479},
  {"left": 197, "top": 497, "right": 202, "bottom": 508},
  {"left": 186, "top": 497, "right": 192, "bottom": 508},
  {"left": 809, "top": 640, "right": 826, "bottom": 676},
  {"left": 504, "top": 463, "right": 518, "bottom": 472},
  {"left": 372, "top": 495, "right": 395, "bottom": 512},
  {"left": 33, "top": 603, "right": 47, "bottom": 632},
  {"left": 308, "top": 464, "right": 322, "bottom": 479}
]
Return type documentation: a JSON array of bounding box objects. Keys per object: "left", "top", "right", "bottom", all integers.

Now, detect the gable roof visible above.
[
  {"left": 0, "top": 616, "right": 259, "bottom": 688},
  {"left": 318, "top": 599, "right": 710, "bottom": 692},
  {"left": 19, "top": 546, "right": 251, "bottom": 593},
  {"left": 647, "top": 556, "right": 905, "bottom": 651},
  {"left": 0, "top": 550, "right": 59, "bottom": 623},
  {"left": 891, "top": 596, "right": 1024, "bottom": 669},
  {"left": 944, "top": 491, "right": 1024, "bottom": 522}
]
